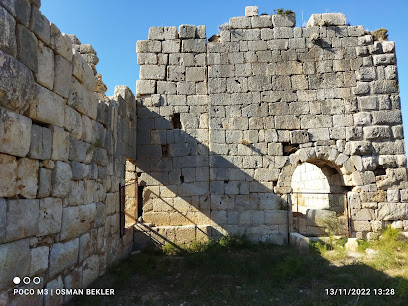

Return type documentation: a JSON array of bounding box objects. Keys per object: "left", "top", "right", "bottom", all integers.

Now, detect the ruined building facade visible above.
[{"left": 0, "top": 2, "right": 407, "bottom": 304}]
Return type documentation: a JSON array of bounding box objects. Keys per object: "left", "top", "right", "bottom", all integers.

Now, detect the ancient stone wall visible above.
[
  {"left": 0, "top": 1, "right": 136, "bottom": 304},
  {"left": 136, "top": 6, "right": 408, "bottom": 244}
]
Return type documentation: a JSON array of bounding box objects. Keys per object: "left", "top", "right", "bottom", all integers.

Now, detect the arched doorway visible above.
[{"left": 290, "top": 161, "right": 350, "bottom": 237}]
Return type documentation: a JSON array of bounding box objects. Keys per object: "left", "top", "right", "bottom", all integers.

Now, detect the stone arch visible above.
[
  {"left": 276, "top": 146, "right": 359, "bottom": 193},
  {"left": 276, "top": 146, "right": 357, "bottom": 236}
]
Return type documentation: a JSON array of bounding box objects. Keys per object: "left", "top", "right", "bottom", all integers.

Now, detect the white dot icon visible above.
[{"left": 13, "top": 277, "right": 20, "bottom": 285}]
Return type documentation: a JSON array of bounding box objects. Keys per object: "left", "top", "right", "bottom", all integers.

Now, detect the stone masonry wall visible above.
[
  {"left": 136, "top": 6, "right": 408, "bottom": 244},
  {"left": 0, "top": 1, "right": 136, "bottom": 304}
]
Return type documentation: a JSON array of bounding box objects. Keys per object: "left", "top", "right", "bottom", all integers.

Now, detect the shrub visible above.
[{"left": 372, "top": 28, "right": 388, "bottom": 42}]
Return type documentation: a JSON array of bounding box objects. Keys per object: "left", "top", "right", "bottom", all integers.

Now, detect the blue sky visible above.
[{"left": 42, "top": 0, "right": 408, "bottom": 144}]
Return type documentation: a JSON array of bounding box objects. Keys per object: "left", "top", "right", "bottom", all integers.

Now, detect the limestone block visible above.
[
  {"left": 51, "top": 126, "right": 69, "bottom": 161},
  {"left": 351, "top": 208, "right": 375, "bottom": 221},
  {"left": 377, "top": 203, "right": 408, "bottom": 220},
  {"left": 6, "top": 199, "right": 39, "bottom": 241},
  {"left": 300, "top": 115, "right": 332, "bottom": 129},
  {"left": 0, "top": 107, "right": 32, "bottom": 157},
  {"left": 30, "top": 246, "right": 49, "bottom": 274},
  {"left": 16, "top": 158, "right": 39, "bottom": 198},
  {"left": 251, "top": 15, "right": 272, "bottom": 28},
  {"left": 0, "top": 6, "right": 17, "bottom": 56},
  {"left": 181, "top": 39, "right": 206, "bottom": 53},
  {"left": 29, "top": 124, "right": 52, "bottom": 160},
  {"left": 69, "top": 138, "right": 88, "bottom": 162},
  {"left": 351, "top": 220, "right": 371, "bottom": 232},
  {"left": 35, "top": 41, "right": 54, "bottom": 90},
  {"left": 196, "top": 25, "right": 206, "bottom": 39},
  {"left": 371, "top": 80, "right": 398, "bottom": 94},
  {"left": 272, "top": 13, "right": 296, "bottom": 28},
  {"left": 0, "top": 238, "right": 30, "bottom": 290},
  {"left": 384, "top": 65, "right": 397, "bottom": 80},
  {"left": 63, "top": 106, "right": 82, "bottom": 140},
  {"left": 16, "top": 24, "right": 38, "bottom": 72},
  {"left": 137, "top": 52, "right": 157, "bottom": 65},
  {"left": 50, "top": 24, "right": 72, "bottom": 61},
  {"left": 139, "top": 65, "right": 166, "bottom": 80},
  {"left": 72, "top": 50, "right": 95, "bottom": 90},
  {"left": 373, "top": 54, "right": 396, "bottom": 66},
  {"left": 245, "top": 6, "right": 258, "bottom": 17},
  {"left": 381, "top": 41, "right": 395, "bottom": 53},
  {"left": 363, "top": 126, "right": 391, "bottom": 140},
  {"left": 0, "top": 153, "right": 17, "bottom": 197},
  {"left": 387, "top": 190, "right": 400, "bottom": 203},
  {"left": 52, "top": 161, "right": 72, "bottom": 197},
  {"left": 79, "top": 232, "right": 91, "bottom": 262},
  {"left": 67, "top": 181, "right": 84, "bottom": 206},
  {"left": 136, "top": 80, "right": 156, "bottom": 95},
  {"left": 352, "top": 82, "right": 370, "bottom": 95},
  {"left": 372, "top": 110, "right": 402, "bottom": 125},
  {"left": 229, "top": 17, "right": 251, "bottom": 29},
  {"left": 179, "top": 24, "right": 195, "bottom": 39},
  {"left": 0, "top": 199, "right": 5, "bottom": 243},
  {"left": 307, "top": 13, "right": 346, "bottom": 27},
  {"left": 27, "top": 84, "right": 65, "bottom": 127},
  {"left": 162, "top": 40, "right": 180, "bottom": 53},
  {"left": 275, "top": 115, "right": 300, "bottom": 129},
  {"left": 136, "top": 40, "right": 161, "bottom": 53},
  {"left": 54, "top": 55, "right": 72, "bottom": 98},
  {"left": 357, "top": 67, "right": 376, "bottom": 81},
  {"left": 358, "top": 96, "right": 378, "bottom": 111},
  {"left": 49, "top": 238, "right": 79, "bottom": 276},
  {"left": 70, "top": 161, "right": 89, "bottom": 180},
  {"left": 38, "top": 167, "right": 51, "bottom": 198},
  {"left": 38, "top": 197, "right": 62, "bottom": 236},
  {"left": 186, "top": 67, "right": 206, "bottom": 82},
  {"left": 82, "top": 255, "right": 99, "bottom": 287},
  {"left": 29, "top": 5, "right": 50, "bottom": 44},
  {"left": 0, "top": 50, "right": 36, "bottom": 113}
]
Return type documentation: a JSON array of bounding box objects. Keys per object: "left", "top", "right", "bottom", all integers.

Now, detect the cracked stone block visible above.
[
  {"left": 0, "top": 50, "right": 36, "bottom": 113},
  {"left": 0, "top": 107, "right": 32, "bottom": 157},
  {"left": 16, "top": 24, "right": 38, "bottom": 73},
  {"left": 6, "top": 199, "right": 39, "bottom": 241}
]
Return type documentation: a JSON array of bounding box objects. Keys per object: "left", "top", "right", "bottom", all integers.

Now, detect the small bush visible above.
[
  {"left": 274, "top": 8, "right": 294, "bottom": 16},
  {"left": 372, "top": 28, "right": 388, "bottom": 42}
]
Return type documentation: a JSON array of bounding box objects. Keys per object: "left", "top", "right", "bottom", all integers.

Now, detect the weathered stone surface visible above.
[
  {"left": 72, "top": 49, "right": 95, "bottom": 90},
  {"left": 29, "top": 124, "right": 52, "bottom": 160},
  {"left": 26, "top": 84, "right": 65, "bottom": 127},
  {"left": 0, "top": 50, "right": 36, "bottom": 113},
  {"left": 51, "top": 161, "right": 72, "bottom": 197},
  {"left": 0, "top": 6, "right": 17, "bottom": 56},
  {"left": 273, "top": 14, "right": 296, "bottom": 28},
  {"left": 179, "top": 25, "right": 195, "bottom": 39},
  {"left": 377, "top": 203, "right": 408, "bottom": 220},
  {"left": 49, "top": 238, "right": 79, "bottom": 276},
  {"left": 0, "top": 107, "right": 32, "bottom": 157},
  {"left": 38, "top": 197, "right": 62, "bottom": 236},
  {"left": 0, "top": 199, "right": 5, "bottom": 243},
  {"left": 16, "top": 158, "right": 39, "bottom": 198},
  {"left": 0, "top": 153, "right": 17, "bottom": 197},
  {"left": 16, "top": 24, "right": 38, "bottom": 73},
  {"left": 60, "top": 204, "right": 96, "bottom": 240},
  {"left": 64, "top": 106, "right": 83, "bottom": 140},
  {"left": 50, "top": 23, "right": 72, "bottom": 61},
  {"left": 1, "top": 0, "right": 31, "bottom": 26},
  {"left": 307, "top": 13, "right": 346, "bottom": 27},
  {"left": 51, "top": 126, "right": 69, "bottom": 161},
  {"left": 38, "top": 167, "right": 52, "bottom": 198},
  {"left": 0, "top": 238, "right": 30, "bottom": 289},
  {"left": 30, "top": 246, "right": 49, "bottom": 275},
  {"left": 29, "top": 5, "right": 50, "bottom": 44},
  {"left": 36, "top": 41, "right": 54, "bottom": 90},
  {"left": 54, "top": 55, "right": 72, "bottom": 98},
  {"left": 82, "top": 255, "right": 99, "bottom": 287},
  {"left": 6, "top": 199, "right": 39, "bottom": 241},
  {"left": 245, "top": 6, "right": 258, "bottom": 17}
]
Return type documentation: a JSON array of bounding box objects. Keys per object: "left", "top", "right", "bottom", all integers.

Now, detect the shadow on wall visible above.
[{"left": 132, "top": 101, "right": 335, "bottom": 248}]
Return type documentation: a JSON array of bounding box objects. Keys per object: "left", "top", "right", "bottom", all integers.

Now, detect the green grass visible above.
[{"left": 70, "top": 234, "right": 408, "bottom": 305}]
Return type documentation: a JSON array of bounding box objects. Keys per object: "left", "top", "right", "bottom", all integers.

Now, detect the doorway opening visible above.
[{"left": 290, "top": 162, "right": 349, "bottom": 237}]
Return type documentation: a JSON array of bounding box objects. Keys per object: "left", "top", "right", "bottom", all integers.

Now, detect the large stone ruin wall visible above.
[
  {"left": 136, "top": 6, "right": 408, "bottom": 245},
  {"left": 0, "top": 1, "right": 136, "bottom": 304}
]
